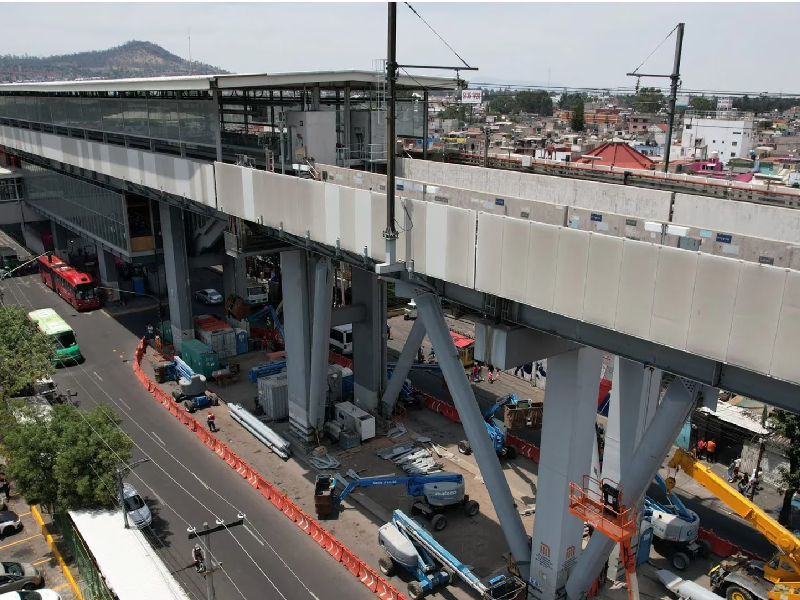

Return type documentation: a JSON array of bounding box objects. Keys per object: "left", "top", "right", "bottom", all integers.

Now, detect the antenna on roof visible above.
[{"left": 188, "top": 28, "right": 192, "bottom": 75}]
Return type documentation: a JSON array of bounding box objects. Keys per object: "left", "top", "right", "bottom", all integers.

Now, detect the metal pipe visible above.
[
  {"left": 229, "top": 403, "right": 290, "bottom": 459},
  {"left": 415, "top": 292, "right": 531, "bottom": 580},
  {"left": 381, "top": 316, "right": 426, "bottom": 416},
  {"left": 422, "top": 91, "right": 429, "bottom": 160},
  {"left": 565, "top": 377, "right": 698, "bottom": 600}
]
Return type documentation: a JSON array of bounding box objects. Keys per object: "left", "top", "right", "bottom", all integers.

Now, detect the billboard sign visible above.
[{"left": 461, "top": 89, "right": 483, "bottom": 104}]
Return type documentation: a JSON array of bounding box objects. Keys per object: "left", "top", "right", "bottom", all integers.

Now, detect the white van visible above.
[
  {"left": 245, "top": 281, "right": 269, "bottom": 305},
  {"left": 123, "top": 483, "right": 152, "bottom": 529},
  {"left": 330, "top": 324, "right": 353, "bottom": 355},
  {"left": 403, "top": 300, "right": 418, "bottom": 320}
]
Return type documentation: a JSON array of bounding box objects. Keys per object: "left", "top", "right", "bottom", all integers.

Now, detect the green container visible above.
[{"left": 180, "top": 339, "right": 219, "bottom": 378}]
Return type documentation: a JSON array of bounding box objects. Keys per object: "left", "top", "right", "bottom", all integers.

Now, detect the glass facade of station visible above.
[
  {"left": 22, "top": 163, "right": 129, "bottom": 251},
  {"left": 0, "top": 94, "right": 215, "bottom": 146}
]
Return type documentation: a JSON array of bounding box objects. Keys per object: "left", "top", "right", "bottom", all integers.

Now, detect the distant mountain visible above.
[{"left": 0, "top": 40, "right": 229, "bottom": 83}]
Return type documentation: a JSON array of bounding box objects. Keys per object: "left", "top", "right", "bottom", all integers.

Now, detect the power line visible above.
[
  {"left": 629, "top": 25, "right": 679, "bottom": 77},
  {"left": 403, "top": 2, "right": 472, "bottom": 69}
]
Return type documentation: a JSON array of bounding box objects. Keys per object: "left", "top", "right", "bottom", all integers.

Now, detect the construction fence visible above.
[{"left": 51, "top": 512, "right": 114, "bottom": 600}]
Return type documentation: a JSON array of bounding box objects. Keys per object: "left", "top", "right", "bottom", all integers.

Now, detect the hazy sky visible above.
[{"left": 2, "top": 3, "right": 795, "bottom": 94}]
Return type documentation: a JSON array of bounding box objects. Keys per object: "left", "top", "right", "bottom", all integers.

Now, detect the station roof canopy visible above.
[{"left": 0, "top": 70, "right": 462, "bottom": 93}]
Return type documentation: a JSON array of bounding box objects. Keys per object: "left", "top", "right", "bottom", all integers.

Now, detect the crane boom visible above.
[{"left": 667, "top": 448, "right": 800, "bottom": 584}]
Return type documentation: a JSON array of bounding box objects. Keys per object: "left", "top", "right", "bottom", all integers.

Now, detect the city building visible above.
[
  {"left": 574, "top": 141, "right": 655, "bottom": 170},
  {"left": 680, "top": 110, "right": 754, "bottom": 163},
  {"left": 628, "top": 113, "right": 663, "bottom": 134}
]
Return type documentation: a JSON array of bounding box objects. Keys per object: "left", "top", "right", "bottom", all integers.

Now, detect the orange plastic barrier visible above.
[
  {"left": 697, "top": 528, "right": 767, "bottom": 561},
  {"left": 132, "top": 337, "right": 406, "bottom": 600}
]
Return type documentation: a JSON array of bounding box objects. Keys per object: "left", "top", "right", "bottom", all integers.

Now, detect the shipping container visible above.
[
  {"left": 179, "top": 340, "right": 220, "bottom": 379},
  {"left": 195, "top": 317, "right": 237, "bottom": 359},
  {"left": 257, "top": 373, "right": 289, "bottom": 421}
]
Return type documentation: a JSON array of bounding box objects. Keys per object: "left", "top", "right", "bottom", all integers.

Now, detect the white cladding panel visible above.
[
  {"left": 499, "top": 217, "right": 530, "bottom": 303},
  {"left": 526, "top": 222, "right": 559, "bottom": 311},
  {"left": 685, "top": 254, "right": 740, "bottom": 360},
  {"left": 650, "top": 246, "right": 698, "bottom": 350},
  {"left": 425, "top": 201, "right": 449, "bottom": 281},
  {"left": 771, "top": 271, "right": 800, "bottom": 382},
  {"left": 583, "top": 233, "right": 623, "bottom": 328},
  {"left": 614, "top": 239, "right": 659, "bottom": 339},
  {"left": 553, "top": 227, "right": 589, "bottom": 319},
  {"left": 475, "top": 213, "right": 504, "bottom": 294},
  {"left": 727, "top": 263, "right": 787, "bottom": 374}
]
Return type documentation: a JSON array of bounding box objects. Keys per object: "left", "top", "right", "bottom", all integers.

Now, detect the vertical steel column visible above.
[
  {"left": 528, "top": 347, "right": 603, "bottom": 600},
  {"left": 211, "top": 88, "right": 223, "bottom": 163},
  {"left": 159, "top": 204, "right": 193, "bottom": 350},
  {"left": 381, "top": 317, "right": 427, "bottom": 416},
  {"left": 383, "top": 2, "right": 398, "bottom": 264},
  {"left": 96, "top": 246, "right": 120, "bottom": 302},
  {"left": 308, "top": 257, "right": 334, "bottom": 432},
  {"left": 422, "top": 91, "right": 429, "bottom": 160},
  {"left": 565, "top": 377, "right": 699, "bottom": 600},
  {"left": 344, "top": 84, "right": 351, "bottom": 165},
  {"left": 351, "top": 267, "right": 386, "bottom": 411},
  {"left": 415, "top": 292, "right": 530, "bottom": 579}
]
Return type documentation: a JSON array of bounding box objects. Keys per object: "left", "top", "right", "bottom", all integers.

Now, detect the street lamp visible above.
[{"left": 116, "top": 457, "right": 150, "bottom": 529}]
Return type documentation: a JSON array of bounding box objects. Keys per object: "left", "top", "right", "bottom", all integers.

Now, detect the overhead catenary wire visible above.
[
  {"left": 629, "top": 24, "right": 679, "bottom": 77},
  {"left": 403, "top": 2, "right": 472, "bottom": 70}
]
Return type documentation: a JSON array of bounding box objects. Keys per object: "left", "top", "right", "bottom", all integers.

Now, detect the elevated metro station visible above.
[{"left": 2, "top": 70, "right": 800, "bottom": 600}]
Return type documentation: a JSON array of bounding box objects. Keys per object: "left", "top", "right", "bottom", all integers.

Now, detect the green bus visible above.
[{"left": 28, "top": 308, "right": 83, "bottom": 365}]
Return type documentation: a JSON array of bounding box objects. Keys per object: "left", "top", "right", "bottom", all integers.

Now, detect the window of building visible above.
[
  {"left": 732, "top": 141, "right": 738, "bottom": 147},
  {"left": 713, "top": 140, "right": 716, "bottom": 143},
  {"left": 685, "top": 124, "right": 692, "bottom": 129},
  {"left": 731, "top": 152, "right": 736, "bottom": 157}
]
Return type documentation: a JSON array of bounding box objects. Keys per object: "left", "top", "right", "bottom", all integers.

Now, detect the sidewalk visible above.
[{"left": 102, "top": 295, "right": 163, "bottom": 317}]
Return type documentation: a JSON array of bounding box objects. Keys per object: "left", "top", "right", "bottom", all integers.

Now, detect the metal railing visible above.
[{"left": 52, "top": 512, "right": 114, "bottom": 600}]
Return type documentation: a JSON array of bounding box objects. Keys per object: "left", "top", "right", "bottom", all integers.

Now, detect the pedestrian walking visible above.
[
  {"left": 0, "top": 474, "right": 9, "bottom": 502},
  {"left": 706, "top": 438, "right": 717, "bottom": 463},
  {"left": 696, "top": 438, "right": 707, "bottom": 461},
  {"left": 261, "top": 334, "right": 268, "bottom": 352},
  {"left": 489, "top": 366, "right": 497, "bottom": 384},
  {"left": 417, "top": 346, "right": 424, "bottom": 364},
  {"left": 514, "top": 365, "right": 523, "bottom": 378},
  {"left": 206, "top": 410, "right": 217, "bottom": 432},
  {"left": 737, "top": 473, "right": 749, "bottom": 495},
  {"left": 472, "top": 364, "right": 479, "bottom": 383},
  {"left": 727, "top": 457, "right": 741, "bottom": 482}
]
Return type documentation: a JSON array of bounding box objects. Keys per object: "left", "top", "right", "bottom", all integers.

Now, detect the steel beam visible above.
[
  {"left": 330, "top": 303, "right": 366, "bottom": 327},
  {"left": 381, "top": 317, "right": 426, "bottom": 416},
  {"left": 415, "top": 291, "right": 531, "bottom": 579}
]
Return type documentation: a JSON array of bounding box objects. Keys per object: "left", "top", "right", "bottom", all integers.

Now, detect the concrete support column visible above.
[
  {"left": 96, "top": 247, "right": 119, "bottom": 302},
  {"left": 565, "top": 378, "right": 699, "bottom": 600},
  {"left": 308, "top": 257, "right": 334, "bottom": 432},
  {"left": 529, "top": 347, "right": 604, "bottom": 600},
  {"left": 381, "top": 317, "right": 426, "bottom": 416},
  {"left": 211, "top": 89, "right": 223, "bottom": 163},
  {"left": 351, "top": 267, "right": 387, "bottom": 411},
  {"left": 222, "top": 254, "right": 248, "bottom": 301},
  {"left": 603, "top": 359, "right": 662, "bottom": 580},
  {"left": 415, "top": 292, "right": 531, "bottom": 580},
  {"left": 159, "top": 204, "right": 193, "bottom": 350},
  {"left": 281, "top": 250, "right": 313, "bottom": 441},
  {"left": 51, "top": 221, "right": 68, "bottom": 256}
]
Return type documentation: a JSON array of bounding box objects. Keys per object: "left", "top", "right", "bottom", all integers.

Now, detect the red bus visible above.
[{"left": 37, "top": 254, "right": 101, "bottom": 311}]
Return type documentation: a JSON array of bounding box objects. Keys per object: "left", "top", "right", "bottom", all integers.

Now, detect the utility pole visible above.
[
  {"left": 203, "top": 522, "right": 216, "bottom": 600},
  {"left": 383, "top": 1, "right": 399, "bottom": 265},
  {"left": 626, "top": 23, "right": 684, "bottom": 173},
  {"left": 188, "top": 515, "right": 245, "bottom": 600},
  {"left": 117, "top": 458, "right": 150, "bottom": 529},
  {"left": 749, "top": 438, "right": 766, "bottom": 501},
  {"left": 483, "top": 127, "right": 490, "bottom": 168},
  {"left": 662, "top": 23, "right": 685, "bottom": 173}
]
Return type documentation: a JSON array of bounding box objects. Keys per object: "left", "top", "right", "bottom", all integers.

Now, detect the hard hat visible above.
[{"left": 207, "top": 410, "right": 213, "bottom": 415}]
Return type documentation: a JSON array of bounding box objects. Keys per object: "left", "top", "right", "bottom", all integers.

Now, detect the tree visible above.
[
  {"left": 515, "top": 91, "right": 553, "bottom": 116},
  {"left": 570, "top": 98, "right": 585, "bottom": 132},
  {"left": 0, "top": 305, "right": 54, "bottom": 400},
  {"left": 1, "top": 402, "right": 133, "bottom": 513},
  {"left": 633, "top": 87, "right": 665, "bottom": 113},
  {"left": 689, "top": 96, "right": 716, "bottom": 112},
  {"left": 438, "top": 103, "right": 469, "bottom": 125},
  {"left": 770, "top": 410, "right": 800, "bottom": 526}
]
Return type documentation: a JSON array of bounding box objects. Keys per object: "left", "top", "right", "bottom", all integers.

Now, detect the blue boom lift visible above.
[
  {"left": 315, "top": 472, "right": 479, "bottom": 531},
  {"left": 457, "top": 394, "right": 519, "bottom": 459},
  {"left": 378, "top": 509, "right": 527, "bottom": 600}
]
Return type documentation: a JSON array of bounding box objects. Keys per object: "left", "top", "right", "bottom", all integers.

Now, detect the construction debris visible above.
[
  {"left": 519, "top": 507, "right": 536, "bottom": 517},
  {"left": 377, "top": 444, "right": 414, "bottom": 460},
  {"left": 386, "top": 424, "right": 407, "bottom": 439},
  {"left": 309, "top": 450, "right": 341, "bottom": 471}
]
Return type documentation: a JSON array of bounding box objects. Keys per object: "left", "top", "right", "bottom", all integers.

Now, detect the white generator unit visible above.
[{"left": 334, "top": 401, "right": 375, "bottom": 442}]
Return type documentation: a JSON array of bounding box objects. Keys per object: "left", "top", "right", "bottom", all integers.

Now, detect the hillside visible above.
[{"left": 0, "top": 41, "right": 229, "bottom": 83}]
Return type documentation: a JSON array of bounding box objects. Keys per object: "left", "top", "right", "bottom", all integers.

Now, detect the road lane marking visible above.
[
  {"left": 242, "top": 523, "right": 265, "bottom": 546},
  {"left": 32, "top": 558, "right": 50, "bottom": 566},
  {"left": 191, "top": 473, "right": 210, "bottom": 490},
  {"left": 17, "top": 511, "right": 31, "bottom": 517},
  {"left": 51, "top": 584, "right": 69, "bottom": 591},
  {"left": 118, "top": 398, "right": 131, "bottom": 411},
  {"left": 151, "top": 431, "right": 166, "bottom": 446},
  {"left": 93, "top": 371, "right": 103, "bottom": 381}
]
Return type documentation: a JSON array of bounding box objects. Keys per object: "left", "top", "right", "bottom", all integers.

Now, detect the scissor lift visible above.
[{"left": 568, "top": 476, "right": 639, "bottom": 600}]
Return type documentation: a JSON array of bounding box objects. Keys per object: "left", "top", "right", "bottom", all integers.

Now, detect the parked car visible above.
[
  {"left": 0, "top": 589, "right": 61, "bottom": 600},
  {"left": 195, "top": 289, "right": 224, "bottom": 305},
  {"left": 0, "top": 511, "right": 22, "bottom": 537},
  {"left": 122, "top": 483, "right": 152, "bottom": 529},
  {"left": 0, "top": 563, "right": 43, "bottom": 593}
]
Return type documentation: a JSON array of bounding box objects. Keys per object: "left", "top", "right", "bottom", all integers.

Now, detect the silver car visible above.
[
  {"left": 123, "top": 483, "right": 152, "bottom": 529},
  {"left": 0, "top": 511, "right": 21, "bottom": 537},
  {"left": 195, "top": 289, "right": 224, "bottom": 305},
  {"left": 0, "top": 563, "right": 43, "bottom": 593}
]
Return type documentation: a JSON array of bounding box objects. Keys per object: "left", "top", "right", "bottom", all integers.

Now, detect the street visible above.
[{"left": 1, "top": 273, "right": 375, "bottom": 600}]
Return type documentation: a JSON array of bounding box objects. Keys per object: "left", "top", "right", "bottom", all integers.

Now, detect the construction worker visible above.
[
  {"left": 706, "top": 438, "right": 717, "bottom": 463},
  {"left": 192, "top": 544, "right": 206, "bottom": 574},
  {"left": 696, "top": 438, "right": 707, "bottom": 460},
  {"left": 206, "top": 410, "right": 217, "bottom": 432}
]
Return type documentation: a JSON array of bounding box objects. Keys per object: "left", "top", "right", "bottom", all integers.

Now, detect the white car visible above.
[
  {"left": 122, "top": 483, "right": 152, "bottom": 529},
  {"left": 195, "top": 289, "right": 224, "bottom": 305},
  {"left": 0, "top": 511, "right": 22, "bottom": 536},
  {"left": 0, "top": 590, "right": 62, "bottom": 600}
]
